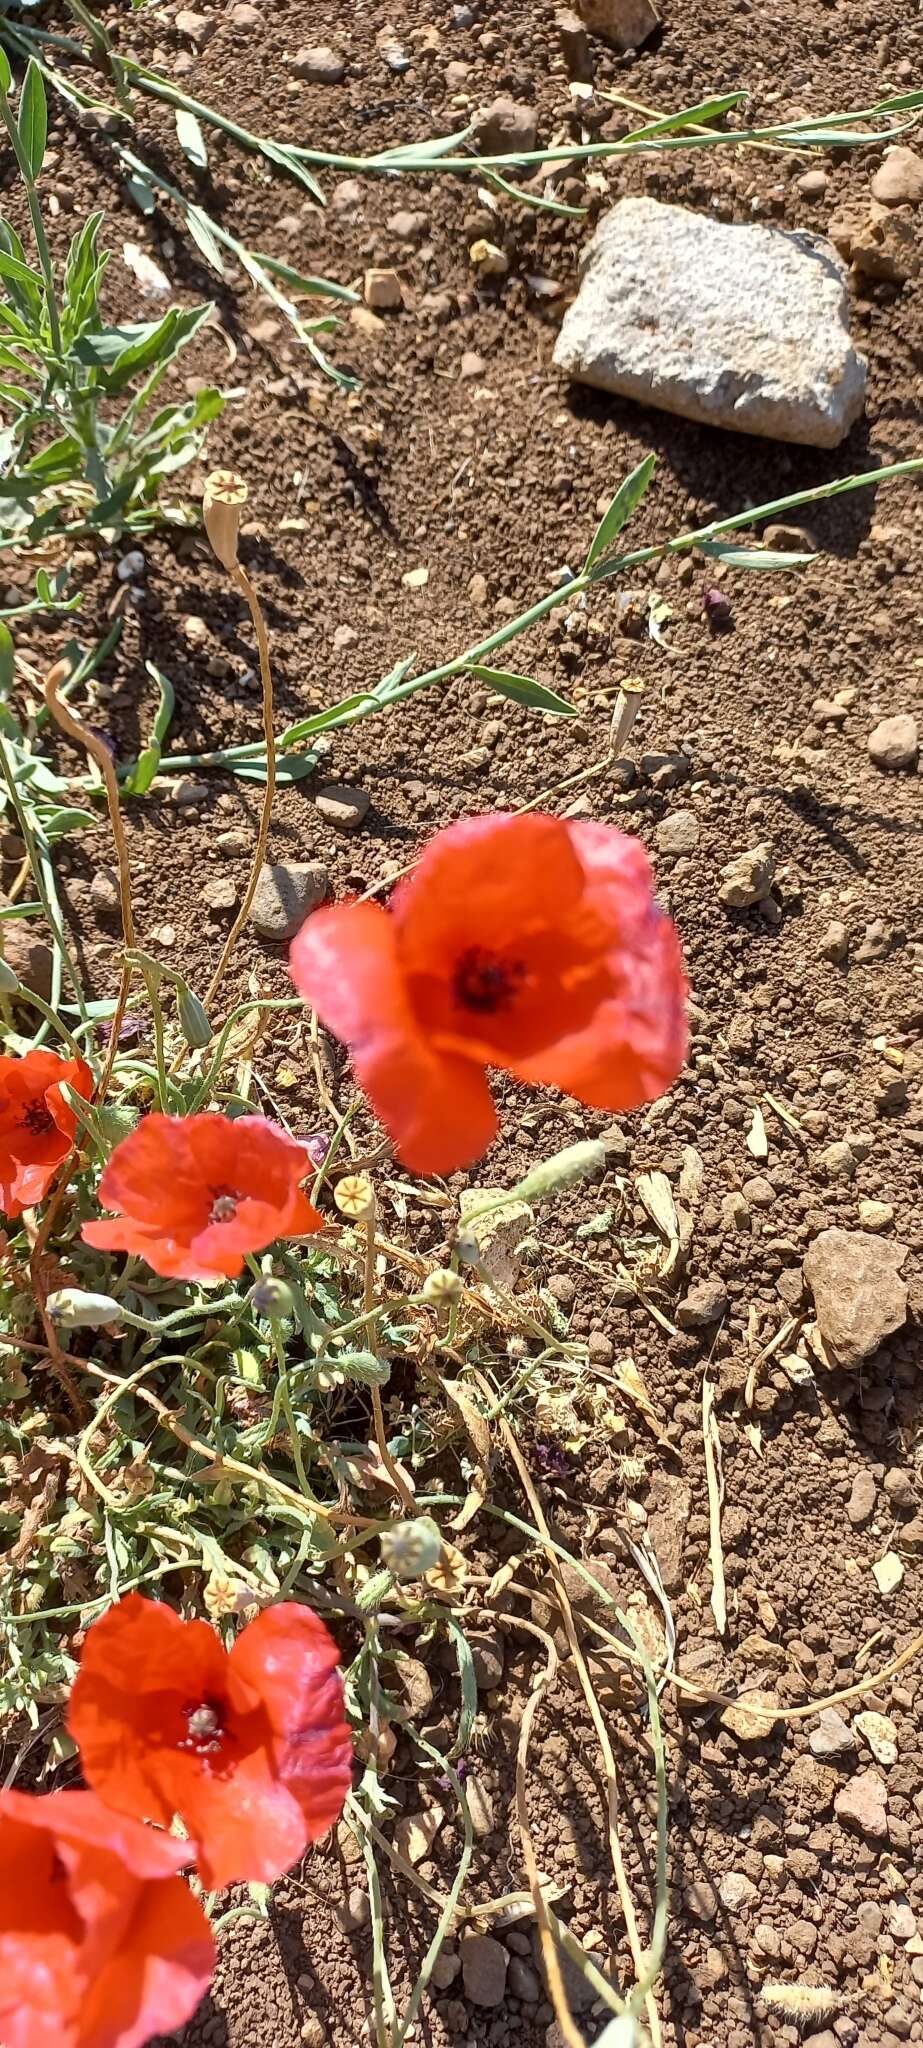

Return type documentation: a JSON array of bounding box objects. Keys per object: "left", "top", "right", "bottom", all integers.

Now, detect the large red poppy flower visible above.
[
  {"left": 0, "top": 1050, "right": 94, "bottom": 1218},
  {"left": 0, "top": 1786, "right": 214, "bottom": 2048},
  {"left": 289, "top": 812, "right": 687, "bottom": 1174},
  {"left": 81, "top": 1113, "right": 323, "bottom": 1281},
  {"left": 68, "top": 1594, "right": 353, "bottom": 1891}
]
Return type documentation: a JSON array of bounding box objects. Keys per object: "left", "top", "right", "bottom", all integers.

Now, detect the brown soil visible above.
[{"left": 5, "top": 0, "right": 923, "bottom": 2043}]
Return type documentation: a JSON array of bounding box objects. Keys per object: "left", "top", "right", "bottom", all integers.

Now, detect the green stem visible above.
[
  {"left": 159, "top": 454, "right": 923, "bottom": 776},
  {"left": 7, "top": 984, "right": 97, "bottom": 1067},
  {"left": 0, "top": 737, "right": 89, "bottom": 1022}
]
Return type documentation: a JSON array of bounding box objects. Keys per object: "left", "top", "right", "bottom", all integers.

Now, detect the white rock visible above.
[
  {"left": 868, "top": 713, "right": 918, "bottom": 771},
  {"left": 554, "top": 198, "right": 867, "bottom": 448}
]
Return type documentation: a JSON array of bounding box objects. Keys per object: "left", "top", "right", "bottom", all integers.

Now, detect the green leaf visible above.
[
  {"left": 125, "top": 176, "right": 157, "bottom": 215},
  {"left": 0, "top": 48, "right": 11, "bottom": 97},
  {"left": 627, "top": 91, "right": 746, "bottom": 140},
  {"left": 62, "top": 212, "right": 105, "bottom": 339},
  {"left": 696, "top": 541, "right": 816, "bottom": 570},
  {"left": 123, "top": 660, "right": 175, "bottom": 793},
  {"left": 184, "top": 203, "right": 227, "bottom": 277},
  {"left": 0, "top": 244, "right": 45, "bottom": 307},
  {"left": 252, "top": 252, "right": 358, "bottom": 304},
  {"left": 19, "top": 61, "right": 47, "bottom": 179},
  {"left": 175, "top": 106, "right": 208, "bottom": 169},
  {"left": 232, "top": 751, "right": 318, "bottom": 784},
  {"left": 76, "top": 303, "right": 212, "bottom": 391},
  {"left": 464, "top": 663, "right": 577, "bottom": 717},
  {"left": 584, "top": 454, "right": 657, "bottom": 571},
  {"left": 0, "top": 622, "right": 13, "bottom": 697}
]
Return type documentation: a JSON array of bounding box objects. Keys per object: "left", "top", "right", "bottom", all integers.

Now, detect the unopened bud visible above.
[
  {"left": 453, "top": 1227, "right": 481, "bottom": 1267},
  {"left": 248, "top": 1275, "right": 294, "bottom": 1321},
  {"left": 175, "top": 979, "right": 213, "bottom": 1050},
  {"left": 511, "top": 1141, "right": 606, "bottom": 1205},
  {"left": 379, "top": 1515, "right": 442, "bottom": 1582},
  {"left": 46, "top": 1288, "right": 122, "bottom": 1330},
  {"left": 421, "top": 1267, "right": 463, "bottom": 1307},
  {"left": 355, "top": 1567, "right": 395, "bottom": 1614},
  {"left": 203, "top": 470, "right": 248, "bottom": 570},
  {"left": 0, "top": 958, "right": 20, "bottom": 995}
]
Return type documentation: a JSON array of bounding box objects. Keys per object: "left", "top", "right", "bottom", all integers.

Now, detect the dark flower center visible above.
[
  {"left": 180, "top": 1697, "right": 226, "bottom": 1756},
  {"left": 453, "top": 946, "right": 525, "bottom": 1016},
  {"left": 21, "top": 1098, "right": 54, "bottom": 1137},
  {"left": 209, "top": 1189, "right": 240, "bottom": 1225}
]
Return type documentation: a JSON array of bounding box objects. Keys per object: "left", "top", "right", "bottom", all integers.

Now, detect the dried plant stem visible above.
[
  {"left": 42, "top": 658, "right": 134, "bottom": 1099},
  {"left": 363, "top": 1215, "right": 415, "bottom": 1512},
  {"left": 478, "top": 1380, "right": 662, "bottom": 2048},
  {"left": 702, "top": 1372, "right": 727, "bottom": 1637},
  {"left": 203, "top": 561, "right": 275, "bottom": 1012},
  {"left": 514, "top": 1625, "right": 585, "bottom": 2048}
]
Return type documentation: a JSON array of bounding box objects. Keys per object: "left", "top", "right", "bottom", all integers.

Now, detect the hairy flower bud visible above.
[
  {"left": 175, "top": 980, "right": 213, "bottom": 1050},
  {"left": 203, "top": 470, "right": 248, "bottom": 571},
  {"left": 0, "top": 958, "right": 20, "bottom": 995},
  {"left": 247, "top": 1275, "right": 295, "bottom": 1321},
  {"left": 46, "top": 1288, "right": 122, "bottom": 1330},
  {"left": 379, "top": 1516, "right": 442, "bottom": 1582}
]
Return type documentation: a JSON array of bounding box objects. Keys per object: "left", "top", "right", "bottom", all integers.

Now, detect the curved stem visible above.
[
  {"left": 42, "top": 659, "right": 134, "bottom": 1102},
  {"left": 202, "top": 561, "right": 275, "bottom": 1011}
]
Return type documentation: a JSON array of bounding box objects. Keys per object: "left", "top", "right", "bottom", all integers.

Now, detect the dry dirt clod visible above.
[
  {"left": 201, "top": 876, "right": 238, "bottom": 914},
  {"left": 556, "top": 7, "right": 593, "bottom": 78},
  {"left": 677, "top": 1276, "right": 728, "bottom": 1328},
  {"left": 363, "top": 268, "right": 403, "bottom": 311},
  {"left": 473, "top": 98, "right": 538, "bottom": 154},
  {"left": 0, "top": 921, "right": 52, "bottom": 1001},
  {"left": 818, "top": 919, "right": 849, "bottom": 962},
  {"left": 867, "top": 713, "right": 919, "bottom": 771},
  {"left": 846, "top": 1470, "right": 877, "bottom": 1527},
  {"left": 802, "top": 1228, "right": 909, "bottom": 1367},
  {"left": 467, "top": 1628, "right": 505, "bottom": 1690},
  {"left": 718, "top": 843, "right": 775, "bottom": 909},
  {"left": 315, "top": 784, "right": 370, "bottom": 831},
  {"left": 870, "top": 146, "right": 923, "bottom": 207},
  {"left": 655, "top": 807, "right": 699, "bottom": 856},
  {"left": 575, "top": 0, "right": 659, "bottom": 49},
  {"left": 460, "top": 1933, "right": 509, "bottom": 2008},
  {"left": 248, "top": 862, "right": 328, "bottom": 940},
  {"left": 809, "top": 1708, "right": 855, "bottom": 1759},
  {"left": 834, "top": 1769, "right": 889, "bottom": 1840},
  {"left": 291, "top": 45, "right": 346, "bottom": 83}
]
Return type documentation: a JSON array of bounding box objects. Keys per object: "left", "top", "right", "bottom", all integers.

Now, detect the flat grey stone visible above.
[
  {"left": 554, "top": 198, "right": 867, "bottom": 447},
  {"left": 248, "top": 862, "right": 328, "bottom": 940}
]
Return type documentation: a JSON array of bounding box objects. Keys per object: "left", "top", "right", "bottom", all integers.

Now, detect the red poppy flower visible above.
[
  {"left": 68, "top": 1594, "right": 353, "bottom": 1891},
  {"left": 0, "top": 1786, "right": 214, "bottom": 2048},
  {"left": 289, "top": 812, "right": 687, "bottom": 1174},
  {"left": 0, "top": 1050, "right": 94, "bottom": 1218},
  {"left": 81, "top": 1113, "right": 324, "bottom": 1281}
]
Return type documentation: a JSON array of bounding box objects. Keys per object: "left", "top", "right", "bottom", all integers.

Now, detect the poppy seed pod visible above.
[
  {"left": 421, "top": 1266, "right": 463, "bottom": 1306},
  {"left": 379, "top": 1515, "right": 443, "bottom": 1581},
  {"left": 202, "top": 470, "right": 248, "bottom": 571}
]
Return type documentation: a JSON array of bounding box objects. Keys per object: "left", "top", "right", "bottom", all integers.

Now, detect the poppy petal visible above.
[
  {"left": 68, "top": 1596, "right": 229, "bottom": 1830},
  {"left": 229, "top": 1605, "right": 352, "bottom": 1843},
  {"left": 169, "top": 1751, "right": 309, "bottom": 1892},
  {"left": 291, "top": 900, "right": 497, "bottom": 1173},
  {"left": 512, "top": 914, "right": 688, "bottom": 1107},
  {"left": 77, "top": 1874, "right": 215, "bottom": 2048},
  {"left": 394, "top": 813, "right": 587, "bottom": 968}
]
